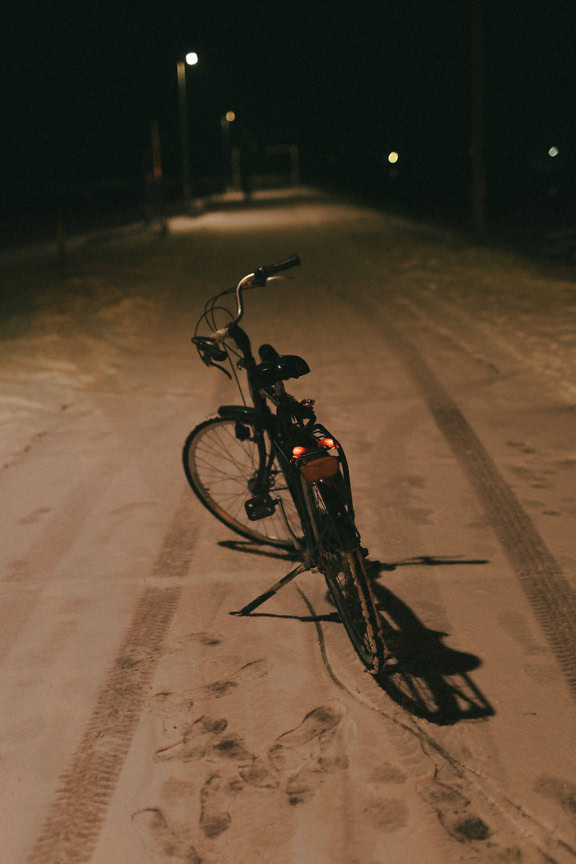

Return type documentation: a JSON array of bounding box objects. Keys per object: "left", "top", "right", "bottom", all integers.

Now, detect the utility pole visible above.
[
  {"left": 177, "top": 60, "right": 192, "bottom": 212},
  {"left": 471, "top": 0, "right": 486, "bottom": 239}
]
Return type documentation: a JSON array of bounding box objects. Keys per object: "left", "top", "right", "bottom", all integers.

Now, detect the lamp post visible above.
[
  {"left": 177, "top": 52, "right": 198, "bottom": 213},
  {"left": 220, "top": 111, "right": 235, "bottom": 190}
]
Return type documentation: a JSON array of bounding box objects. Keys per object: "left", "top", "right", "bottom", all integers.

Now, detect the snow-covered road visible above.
[{"left": 2, "top": 189, "right": 576, "bottom": 863}]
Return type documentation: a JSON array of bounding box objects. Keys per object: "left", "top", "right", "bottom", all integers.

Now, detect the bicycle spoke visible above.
[
  {"left": 199, "top": 437, "right": 255, "bottom": 474},
  {"left": 184, "top": 418, "right": 303, "bottom": 547}
]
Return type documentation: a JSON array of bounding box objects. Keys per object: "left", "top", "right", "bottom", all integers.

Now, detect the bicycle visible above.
[{"left": 182, "top": 255, "right": 385, "bottom": 674}]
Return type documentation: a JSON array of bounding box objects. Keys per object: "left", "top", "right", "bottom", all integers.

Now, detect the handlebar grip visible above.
[{"left": 256, "top": 254, "right": 301, "bottom": 281}]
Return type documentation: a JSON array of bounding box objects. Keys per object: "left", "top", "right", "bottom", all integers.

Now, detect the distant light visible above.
[
  {"left": 185, "top": 52, "right": 199, "bottom": 66},
  {"left": 388, "top": 151, "right": 399, "bottom": 164},
  {"left": 548, "top": 146, "right": 559, "bottom": 158},
  {"left": 225, "top": 111, "right": 236, "bottom": 122}
]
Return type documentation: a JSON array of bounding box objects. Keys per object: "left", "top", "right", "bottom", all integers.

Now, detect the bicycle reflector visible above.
[
  {"left": 319, "top": 437, "right": 335, "bottom": 449},
  {"left": 292, "top": 445, "right": 307, "bottom": 458},
  {"left": 299, "top": 456, "right": 339, "bottom": 482}
]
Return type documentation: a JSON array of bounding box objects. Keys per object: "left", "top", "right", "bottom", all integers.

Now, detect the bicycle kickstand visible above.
[{"left": 229, "top": 562, "right": 308, "bottom": 616}]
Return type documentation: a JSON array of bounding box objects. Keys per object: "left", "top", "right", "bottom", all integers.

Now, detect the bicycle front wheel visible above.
[
  {"left": 304, "top": 479, "right": 385, "bottom": 674},
  {"left": 183, "top": 416, "right": 303, "bottom": 549}
]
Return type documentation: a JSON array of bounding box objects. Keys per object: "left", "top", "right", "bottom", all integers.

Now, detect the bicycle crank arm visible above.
[{"left": 229, "top": 563, "right": 307, "bottom": 615}]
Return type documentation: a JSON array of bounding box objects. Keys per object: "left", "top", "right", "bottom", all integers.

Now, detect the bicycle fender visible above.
[{"left": 316, "top": 479, "right": 359, "bottom": 551}]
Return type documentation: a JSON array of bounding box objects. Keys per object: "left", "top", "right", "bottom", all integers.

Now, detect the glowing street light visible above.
[
  {"left": 388, "top": 151, "right": 399, "bottom": 164},
  {"left": 221, "top": 111, "right": 237, "bottom": 190},
  {"left": 177, "top": 51, "right": 199, "bottom": 212},
  {"left": 548, "top": 146, "right": 559, "bottom": 158}
]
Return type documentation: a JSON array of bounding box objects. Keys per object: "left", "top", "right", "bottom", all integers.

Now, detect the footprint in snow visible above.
[
  {"left": 269, "top": 701, "right": 348, "bottom": 806},
  {"left": 198, "top": 659, "right": 267, "bottom": 700},
  {"left": 132, "top": 807, "right": 202, "bottom": 863},
  {"left": 148, "top": 700, "right": 349, "bottom": 848},
  {"left": 200, "top": 771, "right": 244, "bottom": 839}
]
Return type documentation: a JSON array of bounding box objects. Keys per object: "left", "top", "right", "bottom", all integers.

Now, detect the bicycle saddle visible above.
[{"left": 251, "top": 355, "right": 310, "bottom": 389}]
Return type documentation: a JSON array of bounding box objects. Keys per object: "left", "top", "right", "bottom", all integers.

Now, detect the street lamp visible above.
[
  {"left": 220, "top": 111, "right": 236, "bottom": 191},
  {"left": 177, "top": 52, "right": 199, "bottom": 212}
]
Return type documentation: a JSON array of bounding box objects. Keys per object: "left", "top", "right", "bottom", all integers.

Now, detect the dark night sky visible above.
[{"left": 2, "top": 0, "right": 576, "bottom": 209}]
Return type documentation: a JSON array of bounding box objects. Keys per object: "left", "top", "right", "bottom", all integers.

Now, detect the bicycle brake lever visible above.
[
  {"left": 193, "top": 336, "right": 227, "bottom": 362},
  {"left": 192, "top": 340, "right": 232, "bottom": 379}
]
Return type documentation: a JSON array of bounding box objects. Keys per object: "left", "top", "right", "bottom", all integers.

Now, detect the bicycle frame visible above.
[{"left": 215, "top": 321, "right": 359, "bottom": 556}]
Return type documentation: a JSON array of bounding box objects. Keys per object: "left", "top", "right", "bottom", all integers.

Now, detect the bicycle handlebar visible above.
[
  {"left": 254, "top": 254, "right": 301, "bottom": 282},
  {"left": 214, "top": 254, "right": 301, "bottom": 336}
]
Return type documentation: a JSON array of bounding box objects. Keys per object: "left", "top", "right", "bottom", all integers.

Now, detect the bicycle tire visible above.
[
  {"left": 183, "top": 416, "right": 303, "bottom": 549},
  {"left": 303, "top": 478, "right": 385, "bottom": 674}
]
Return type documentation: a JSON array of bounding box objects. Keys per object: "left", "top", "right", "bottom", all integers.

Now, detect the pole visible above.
[
  {"left": 150, "top": 120, "right": 167, "bottom": 235},
  {"left": 290, "top": 144, "right": 301, "bottom": 186},
  {"left": 471, "top": 0, "right": 486, "bottom": 239},
  {"left": 221, "top": 116, "right": 232, "bottom": 190},
  {"left": 177, "top": 61, "right": 191, "bottom": 212},
  {"left": 57, "top": 216, "right": 66, "bottom": 267}
]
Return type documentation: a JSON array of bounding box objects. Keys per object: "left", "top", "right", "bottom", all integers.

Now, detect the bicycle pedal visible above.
[
  {"left": 234, "top": 420, "right": 252, "bottom": 441},
  {"left": 245, "top": 494, "right": 277, "bottom": 521}
]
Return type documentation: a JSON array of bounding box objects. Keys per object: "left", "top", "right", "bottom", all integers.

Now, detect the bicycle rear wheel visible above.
[
  {"left": 183, "top": 416, "right": 302, "bottom": 549},
  {"left": 304, "top": 479, "right": 385, "bottom": 674}
]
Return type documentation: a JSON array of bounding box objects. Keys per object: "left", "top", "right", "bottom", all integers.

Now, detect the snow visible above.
[{"left": 1, "top": 188, "right": 576, "bottom": 863}]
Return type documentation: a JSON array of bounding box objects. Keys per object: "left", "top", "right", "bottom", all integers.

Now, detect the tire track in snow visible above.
[
  {"left": 25, "top": 489, "right": 197, "bottom": 864},
  {"left": 298, "top": 590, "right": 576, "bottom": 862},
  {"left": 382, "top": 316, "right": 576, "bottom": 702},
  {"left": 0, "top": 469, "right": 117, "bottom": 664}
]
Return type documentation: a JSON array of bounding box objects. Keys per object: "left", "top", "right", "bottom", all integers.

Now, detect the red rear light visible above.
[
  {"left": 319, "top": 437, "right": 335, "bottom": 449},
  {"left": 292, "top": 445, "right": 307, "bottom": 458}
]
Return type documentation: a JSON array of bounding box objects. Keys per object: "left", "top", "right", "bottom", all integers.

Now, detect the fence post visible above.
[{"left": 290, "top": 145, "right": 301, "bottom": 186}]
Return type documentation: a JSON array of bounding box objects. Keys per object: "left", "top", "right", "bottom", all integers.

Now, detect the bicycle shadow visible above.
[
  {"left": 218, "top": 539, "right": 301, "bottom": 562},
  {"left": 366, "top": 557, "right": 495, "bottom": 725},
  {"left": 219, "top": 540, "right": 494, "bottom": 725}
]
